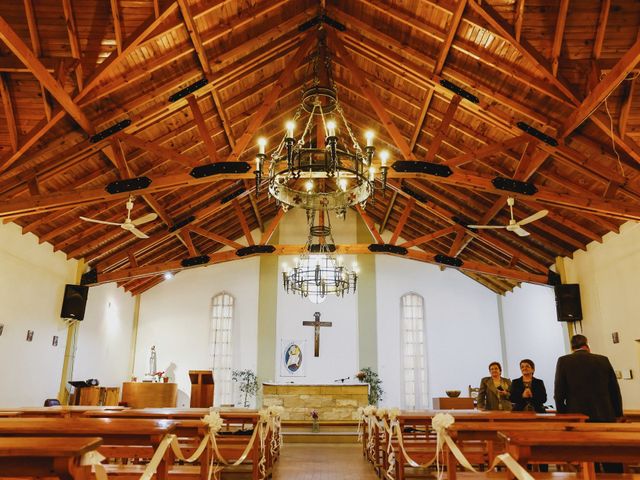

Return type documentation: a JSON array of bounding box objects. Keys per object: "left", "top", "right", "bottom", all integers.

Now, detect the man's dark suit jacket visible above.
[{"left": 554, "top": 349, "right": 623, "bottom": 421}]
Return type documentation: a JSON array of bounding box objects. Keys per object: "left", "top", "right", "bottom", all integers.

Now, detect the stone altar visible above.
[{"left": 262, "top": 383, "right": 369, "bottom": 421}]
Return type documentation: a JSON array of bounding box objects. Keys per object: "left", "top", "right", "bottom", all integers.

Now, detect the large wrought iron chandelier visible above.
[
  {"left": 254, "top": 29, "right": 389, "bottom": 218},
  {"left": 282, "top": 211, "right": 358, "bottom": 304}
]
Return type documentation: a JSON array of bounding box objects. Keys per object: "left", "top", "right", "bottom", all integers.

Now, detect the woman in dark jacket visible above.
[{"left": 510, "top": 358, "right": 547, "bottom": 413}]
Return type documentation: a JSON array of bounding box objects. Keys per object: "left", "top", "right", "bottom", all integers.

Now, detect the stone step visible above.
[{"left": 282, "top": 431, "right": 359, "bottom": 444}]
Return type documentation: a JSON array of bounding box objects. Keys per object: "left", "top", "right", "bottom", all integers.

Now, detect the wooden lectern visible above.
[{"left": 189, "top": 370, "right": 214, "bottom": 407}]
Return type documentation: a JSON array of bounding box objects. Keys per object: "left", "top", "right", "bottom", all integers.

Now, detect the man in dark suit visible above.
[{"left": 554, "top": 334, "right": 623, "bottom": 472}]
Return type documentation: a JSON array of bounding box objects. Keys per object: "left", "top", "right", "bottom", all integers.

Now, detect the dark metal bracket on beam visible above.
[
  {"left": 181, "top": 255, "right": 210, "bottom": 267},
  {"left": 168, "top": 78, "right": 208, "bottom": 102},
  {"left": 401, "top": 185, "right": 429, "bottom": 204},
  {"left": 517, "top": 122, "right": 559, "bottom": 147},
  {"left": 89, "top": 119, "right": 131, "bottom": 143},
  {"left": 236, "top": 245, "right": 276, "bottom": 257},
  {"left": 368, "top": 244, "right": 408, "bottom": 255},
  {"left": 169, "top": 215, "right": 195, "bottom": 233},
  {"left": 105, "top": 176, "right": 152, "bottom": 194},
  {"left": 492, "top": 177, "right": 538, "bottom": 195},
  {"left": 392, "top": 161, "right": 452, "bottom": 177},
  {"left": 220, "top": 188, "right": 246, "bottom": 204},
  {"left": 190, "top": 162, "right": 251, "bottom": 179},
  {"left": 298, "top": 14, "right": 346, "bottom": 32},
  {"left": 434, "top": 254, "right": 463, "bottom": 267},
  {"left": 439, "top": 80, "right": 479, "bottom": 104}
]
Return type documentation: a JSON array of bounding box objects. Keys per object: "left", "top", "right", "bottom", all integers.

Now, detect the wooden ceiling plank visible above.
[
  {"left": 211, "top": 89, "right": 235, "bottom": 149},
  {"left": 562, "top": 37, "right": 640, "bottom": 137},
  {"left": 592, "top": 0, "right": 610, "bottom": 61},
  {"left": 177, "top": 0, "right": 211, "bottom": 76},
  {"left": 466, "top": 0, "right": 580, "bottom": 104},
  {"left": 424, "top": 95, "right": 461, "bottom": 162},
  {"left": 434, "top": 0, "right": 467, "bottom": 75},
  {"left": 186, "top": 95, "right": 219, "bottom": 162},
  {"left": 260, "top": 208, "right": 285, "bottom": 245},
  {"left": 328, "top": 29, "right": 417, "bottom": 161},
  {"left": 228, "top": 32, "right": 315, "bottom": 162},
  {"left": 379, "top": 191, "right": 398, "bottom": 233},
  {"left": 233, "top": 199, "right": 254, "bottom": 246},
  {"left": 619, "top": 76, "right": 635, "bottom": 138},
  {"left": 0, "top": 17, "right": 93, "bottom": 134},
  {"left": 355, "top": 205, "right": 384, "bottom": 244},
  {"left": 410, "top": 88, "right": 434, "bottom": 151},
  {"left": 23, "top": 0, "right": 51, "bottom": 120},
  {"left": 551, "top": 0, "right": 570, "bottom": 77},
  {"left": 61, "top": 0, "right": 84, "bottom": 91},
  {"left": 400, "top": 226, "right": 456, "bottom": 248},
  {"left": 189, "top": 225, "right": 244, "bottom": 250},
  {"left": 110, "top": 0, "right": 123, "bottom": 55},
  {"left": 389, "top": 199, "right": 415, "bottom": 244},
  {"left": 127, "top": 251, "right": 138, "bottom": 268},
  {"left": 0, "top": 74, "right": 18, "bottom": 152}
]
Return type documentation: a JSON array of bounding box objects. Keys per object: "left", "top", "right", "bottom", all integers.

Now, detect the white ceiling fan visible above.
[
  {"left": 467, "top": 197, "right": 548, "bottom": 237},
  {"left": 80, "top": 196, "right": 157, "bottom": 239}
]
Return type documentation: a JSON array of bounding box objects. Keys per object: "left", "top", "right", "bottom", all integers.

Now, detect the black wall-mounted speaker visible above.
[
  {"left": 554, "top": 284, "right": 582, "bottom": 322},
  {"left": 60, "top": 284, "right": 89, "bottom": 321}
]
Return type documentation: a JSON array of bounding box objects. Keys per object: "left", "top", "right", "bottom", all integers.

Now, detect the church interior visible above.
[{"left": 1, "top": 0, "right": 640, "bottom": 477}]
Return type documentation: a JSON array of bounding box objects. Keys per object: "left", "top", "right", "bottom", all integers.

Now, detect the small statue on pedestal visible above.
[{"left": 149, "top": 345, "right": 157, "bottom": 378}]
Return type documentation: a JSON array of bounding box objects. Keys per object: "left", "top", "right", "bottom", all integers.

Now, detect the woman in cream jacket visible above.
[{"left": 477, "top": 361, "right": 512, "bottom": 411}]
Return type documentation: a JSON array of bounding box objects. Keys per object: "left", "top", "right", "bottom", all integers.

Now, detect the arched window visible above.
[
  {"left": 210, "top": 292, "right": 234, "bottom": 406},
  {"left": 401, "top": 293, "right": 428, "bottom": 409}
]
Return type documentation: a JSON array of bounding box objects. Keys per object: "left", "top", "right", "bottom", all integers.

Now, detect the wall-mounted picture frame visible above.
[
  {"left": 280, "top": 339, "right": 306, "bottom": 377},
  {"left": 26, "top": 330, "right": 34, "bottom": 342},
  {"left": 0, "top": 324, "right": 4, "bottom": 336},
  {"left": 52, "top": 335, "right": 59, "bottom": 346}
]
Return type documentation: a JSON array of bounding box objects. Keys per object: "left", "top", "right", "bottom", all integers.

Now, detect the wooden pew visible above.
[
  {"left": 0, "top": 418, "right": 175, "bottom": 480},
  {"left": 499, "top": 431, "right": 640, "bottom": 480},
  {"left": 0, "top": 406, "right": 126, "bottom": 418},
  {"left": 386, "top": 411, "right": 587, "bottom": 480},
  {"left": 84, "top": 408, "right": 270, "bottom": 480},
  {"left": 0, "top": 412, "right": 22, "bottom": 417},
  {"left": 0, "top": 436, "right": 102, "bottom": 480}
]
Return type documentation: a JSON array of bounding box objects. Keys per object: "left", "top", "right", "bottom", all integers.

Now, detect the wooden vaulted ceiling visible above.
[{"left": 1, "top": 0, "right": 640, "bottom": 296}]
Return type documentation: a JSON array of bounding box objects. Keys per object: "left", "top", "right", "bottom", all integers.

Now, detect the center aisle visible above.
[{"left": 272, "top": 443, "right": 379, "bottom": 479}]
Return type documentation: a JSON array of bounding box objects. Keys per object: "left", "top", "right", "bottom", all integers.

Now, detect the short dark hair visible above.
[
  {"left": 488, "top": 361, "right": 502, "bottom": 372},
  {"left": 520, "top": 359, "right": 535, "bottom": 370},
  {"left": 571, "top": 334, "right": 588, "bottom": 350}
]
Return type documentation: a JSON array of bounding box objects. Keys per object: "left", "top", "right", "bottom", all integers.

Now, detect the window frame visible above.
[
  {"left": 399, "top": 292, "right": 429, "bottom": 410},
  {"left": 209, "top": 291, "right": 235, "bottom": 406}
]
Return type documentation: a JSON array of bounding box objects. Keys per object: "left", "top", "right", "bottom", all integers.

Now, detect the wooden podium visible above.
[
  {"left": 121, "top": 382, "right": 177, "bottom": 408},
  {"left": 70, "top": 386, "right": 120, "bottom": 406},
  {"left": 189, "top": 370, "right": 214, "bottom": 407}
]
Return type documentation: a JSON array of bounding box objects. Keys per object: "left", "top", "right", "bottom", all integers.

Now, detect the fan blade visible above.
[
  {"left": 518, "top": 209, "right": 548, "bottom": 226},
  {"left": 467, "top": 225, "right": 507, "bottom": 229},
  {"left": 514, "top": 227, "right": 530, "bottom": 237},
  {"left": 132, "top": 213, "right": 158, "bottom": 226},
  {"left": 80, "top": 216, "right": 123, "bottom": 226},
  {"left": 128, "top": 227, "right": 149, "bottom": 239}
]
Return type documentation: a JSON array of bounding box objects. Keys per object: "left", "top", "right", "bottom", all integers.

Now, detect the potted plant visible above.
[
  {"left": 356, "top": 367, "right": 384, "bottom": 405},
  {"left": 232, "top": 369, "right": 259, "bottom": 407},
  {"left": 310, "top": 409, "right": 320, "bottom": 432}
]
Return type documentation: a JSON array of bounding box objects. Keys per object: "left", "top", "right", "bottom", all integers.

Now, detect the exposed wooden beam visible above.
[
  {"left": 355, "top": 205, "right": 384, "bottom": 244},
  {"left": 245, "top": 181, "right": 264, "bottom": 232},
  {"left": 619, "top": 76, "right": 635, "bottom": 138},
  {"left": 177, "top": 0, "right": 211, "bottom": 76},
  {"left": 512, "top": 141, "right": 539, "bottom": 180},
  {"left": 424, "top": 95, "right": 461, "bottom": 162},
  {"left": 23, "top": 0, "right": 51, "bottom": 120},
  {"left": 61, "top": 0, "right": 84, "bottom": 90},
  {"left": 0, "top": 16, "right": 93, "bottom": 134},
  {"left": 211, "top": 89, "right": 235, "bottom": 149},
  {"left": 89, "top": 243, "right": 550, "bottom": 287},
  {"left": 592, "top": 0, "right": 610, "bottom": 60},
  {"left": 228, "top": 32, "right": 315, "bottom": 162},
  {"left": 434, "top": 0, "right": 467, "bottom": 75},
  {"left": 189, "top": 225, "right": 244, "bottom": 250},
  {"left": 410, "top": 88, "right": 434, "bottom": 151},
  {"left": 379, "top": 191, "right": 398, "bottom": 232},
  {"left": 446, "top": 134, "right": 529, "bottom": 167},
  {"left": 0, "top": 74, "right": 17, "bottom": 152},
  {"left": 399, "top": 226, "right": 457, "bottom": 249},
  {"left": 110, "top": 0, "right": 123, "bottom": 55},
  {"left": 390, "top": 199, "right": 414, "bottom": 244},
  {"left": 562, "top": 37, "right": 640, "bottom": 136},
  {"left": 328, "top": 29, "right": 417, "bottom": 161},
  {"left": 117, "top": 132, "right": 199, "bottom": 168},
  {"left": 102, "top": 140, "right": 131, "bottom": 177},
  {"left": 186, "top": 95, "right": 219, "bottom": 162},
  {"left": 180, "top": 231, "right": 198, "bottom": 257},
  {"left": 233, "top": 199, "right": 254, "bottom": 246},
  {"left": 514, "top": 0, "right": 525, "bottom": 43},
  {"left": 260, "top": 208, "right": 285, "bottom": 245},
  {"left": 448, "top": 226, "right": 466, "bottom": 257},
  {"left": 551, "top": 0, "right": 570, "bottom": 76}
]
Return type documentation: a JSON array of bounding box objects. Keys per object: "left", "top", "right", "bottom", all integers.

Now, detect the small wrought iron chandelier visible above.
[
  {"left": 254, "top": 28, "right": 389, "bottom": 218},
  {"left": 282, "top": 211, "right": 358, "bottom": 304}
]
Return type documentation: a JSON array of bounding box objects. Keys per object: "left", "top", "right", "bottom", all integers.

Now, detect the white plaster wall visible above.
[
  {"left": 73, "top": 283, "right": 136, "bottom": 388},
  {"left": 375, "top": 255, "right": 502, "bottom": 408},
  {"left": 563, "top": 221, "right": 640, "bottom": 408},
  {"left": 135, "top": 256, "right": 260, "bottom": 407},
  {"left": 0, "top": 223, "right": 77, "bottom": 406},
  {"left": 500, "top": 283, "right": 566, "bottom": 408},
  {"left": 274, "top": 209, "right": 359, "bottom": 383}
]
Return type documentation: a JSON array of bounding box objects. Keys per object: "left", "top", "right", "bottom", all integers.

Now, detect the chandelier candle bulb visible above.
[
  {"left": 286, "top": 121, "right": 295, "bottom": 139},
  {"left": 326, "top": 120, "right": 336, "bottom": 138},
  {"left": 365, "top": 130, "right": 374, "bottom": 147},
  {"left": 379, "top": 150, "right": 389, "bottom": 167}
]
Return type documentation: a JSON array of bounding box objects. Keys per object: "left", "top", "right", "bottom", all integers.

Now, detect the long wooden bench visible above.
[
  {"left": 0, "top": 417, "right": 176, "bottom": 480},
  {"left": 0, "top": 406, "right": 126, "bottom": 418},
  {"left": 0, "top": 436, "right": 102, "bottom": 480}
]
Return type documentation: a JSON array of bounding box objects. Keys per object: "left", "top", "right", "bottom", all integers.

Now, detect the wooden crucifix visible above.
[{"left": 303, "top": 312, "right": 332, "bottom": 357}]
